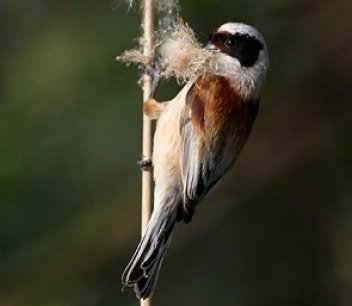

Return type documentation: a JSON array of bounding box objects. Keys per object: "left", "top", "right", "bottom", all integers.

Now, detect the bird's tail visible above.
[{"left": 121, "top": 191, "right": 179, "bottom": 299}]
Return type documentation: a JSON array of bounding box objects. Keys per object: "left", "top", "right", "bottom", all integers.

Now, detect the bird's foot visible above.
[
  {"left": 138, "top": 158, "right": 153, "bottom": 171},
  {"left": 138, "top": 60, "right": 162, "bottom": 98}
]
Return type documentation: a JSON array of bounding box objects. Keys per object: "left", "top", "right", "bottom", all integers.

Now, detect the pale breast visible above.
[{"left": 152, "top": 82, "right": 193, "bottom": 181}]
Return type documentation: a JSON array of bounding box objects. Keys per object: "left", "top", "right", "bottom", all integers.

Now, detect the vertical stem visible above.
[{"left": 141, "top": 0, "right": 153, "bottom": 305}]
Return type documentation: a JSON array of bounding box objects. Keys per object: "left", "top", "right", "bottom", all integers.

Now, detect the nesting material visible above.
[
  {"left": 116, "top": 47, "right": 148, "bottom": 67},
  {"left": 158, "top": 20, "right": 215, "bottom": 82},
  {"left": 120, "top": 0, "right": 179, "bottom": 10},
  {"left": 117, "top": 18, "right": 218, "bottom": 84}
]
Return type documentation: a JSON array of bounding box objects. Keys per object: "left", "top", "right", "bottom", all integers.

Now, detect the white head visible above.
[{"left": 205, "top": 22, "right": 269, "bottom": 98}]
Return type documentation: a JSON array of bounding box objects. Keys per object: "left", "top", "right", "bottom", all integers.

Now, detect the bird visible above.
[{"left": 122, "top": 22, "right": 269, "bottom": 300}]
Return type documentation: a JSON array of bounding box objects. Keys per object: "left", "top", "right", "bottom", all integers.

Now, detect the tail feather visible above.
[
  {"left": 135, "top": 247, "right": 166, "bottom": 299},
  {"left": 121, "top": 199, "right": 178, "bottom": 299}
]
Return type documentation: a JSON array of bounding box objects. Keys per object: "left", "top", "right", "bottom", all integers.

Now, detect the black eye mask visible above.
[{"left": 208, "top": 32, "right": 264, "bottom": 67}]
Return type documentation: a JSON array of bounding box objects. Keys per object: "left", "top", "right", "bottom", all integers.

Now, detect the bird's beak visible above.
[{"left": 203, "top": 42, "right": 218, "bottom": 51}]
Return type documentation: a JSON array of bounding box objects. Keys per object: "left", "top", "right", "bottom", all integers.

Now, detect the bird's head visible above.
[
  {"left": 204, "top": 22, "right": 269, "bottom": 98},
  {"left": 205, "top": 22, "right": 269, "bottom": 69}
]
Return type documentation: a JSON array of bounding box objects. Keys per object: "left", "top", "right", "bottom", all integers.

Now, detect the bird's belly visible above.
[{"left": 152, "top": 101, "right": 183, "bottom": 182}]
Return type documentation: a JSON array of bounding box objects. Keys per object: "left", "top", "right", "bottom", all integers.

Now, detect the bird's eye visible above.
[{"left": 224, "top": 39, "right": 235, "bottom": 47}]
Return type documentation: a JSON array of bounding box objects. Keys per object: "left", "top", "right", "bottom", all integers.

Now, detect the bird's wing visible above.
[{"left": 179, "top": 74, "right": 259, "bottom": 222}]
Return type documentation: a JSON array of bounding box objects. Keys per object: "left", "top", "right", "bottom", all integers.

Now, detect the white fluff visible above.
[{"left": 117, "top": 19, "right": 269, "bottom": 98}]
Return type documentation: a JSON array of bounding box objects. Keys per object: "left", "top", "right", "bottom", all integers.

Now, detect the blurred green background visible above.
[{"left": 1, "top": 0, "right": 352, "bottom": 305}]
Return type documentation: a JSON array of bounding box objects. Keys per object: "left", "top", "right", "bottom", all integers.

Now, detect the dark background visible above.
[{"left": 1, "top": 0, "right": 352, "bottom": 305}]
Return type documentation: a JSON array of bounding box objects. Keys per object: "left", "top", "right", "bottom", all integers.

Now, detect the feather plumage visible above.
[{"left": 179, "top": 74, "right": 259, "bottom": 222}]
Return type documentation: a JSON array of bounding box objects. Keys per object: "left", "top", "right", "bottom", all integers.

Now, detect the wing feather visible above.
[{"left": 179, "top": 74, "right": 259, "bottom": 223}]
